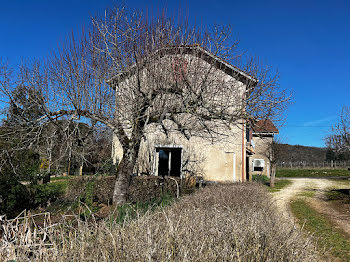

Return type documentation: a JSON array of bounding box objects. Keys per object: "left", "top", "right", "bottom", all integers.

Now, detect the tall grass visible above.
[{"left": 0, "top": 183, "right": 318, "bottom": 261}]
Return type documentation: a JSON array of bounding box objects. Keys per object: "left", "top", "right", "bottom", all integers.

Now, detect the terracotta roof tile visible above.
[{"left": 252, "top": 119, "right": 279, "bottom": 133}]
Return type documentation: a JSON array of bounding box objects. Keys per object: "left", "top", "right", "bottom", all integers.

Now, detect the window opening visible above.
[
  {"left": 253, "top": 159, "right": 265, "bottom": 172},
  {"left": 156, "top": 147, "right": 182, "bottom": 177}
]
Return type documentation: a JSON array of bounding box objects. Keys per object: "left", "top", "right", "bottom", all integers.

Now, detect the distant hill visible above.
[{"left": 276, "top": 144, "right": 328, "bottom": 162}]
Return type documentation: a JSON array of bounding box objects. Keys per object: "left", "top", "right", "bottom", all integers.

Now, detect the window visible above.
[
  {"left": 156, "top": 147, "right": 182, "bottom": 177},
  {"left": 253, "top": 159, "right": 265, "bottom": 172}
]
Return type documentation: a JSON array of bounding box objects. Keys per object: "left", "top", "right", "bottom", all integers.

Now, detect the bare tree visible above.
[
  {"left": 326, "top": 106, "right": 350, "bottom": 154},
  {"left": 0, "top": 59, "right": 48, "bottom": 177},
  {"left": 263, "top": 138, "right": 284, "bottom": 187},
  {"left": 0, "top": 59, "right": 97, "bottom": 178},
  {"left": 0, "top": 5, "right": 290, "bottom": 204}
]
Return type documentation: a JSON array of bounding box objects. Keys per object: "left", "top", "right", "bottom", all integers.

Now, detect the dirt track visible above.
[{"left": 273, "top": 178, "right": 350, "bottom": 235}]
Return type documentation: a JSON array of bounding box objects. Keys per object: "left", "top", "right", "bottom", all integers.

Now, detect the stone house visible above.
[
  {"left": 247, "top": 119, "right": 279, "bottom": 178},
  {"left": 110, "top": 45, "right": 278, "bottom": 182}
]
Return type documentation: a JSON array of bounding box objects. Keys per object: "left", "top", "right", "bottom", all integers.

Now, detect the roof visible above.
[
  {"left": 252, "top": 119, "right": 279, "bottom": 134},
  {"left": 107, "top": 45, "right": 258, "bottom": 86}
]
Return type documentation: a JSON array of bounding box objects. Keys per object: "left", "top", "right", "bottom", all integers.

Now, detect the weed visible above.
[{"left": 0, "top": 183, "right": 318, "bottom": 261}]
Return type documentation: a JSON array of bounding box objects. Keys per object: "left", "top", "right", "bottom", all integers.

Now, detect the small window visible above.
[
  {"left": 156, "top": 147, "right": 182, "bottom": 177},
  {"left": 253, "top": 159, "right": 265, "bottom": 172}
]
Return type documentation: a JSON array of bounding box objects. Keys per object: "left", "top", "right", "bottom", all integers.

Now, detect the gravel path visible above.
[
  {"left": 272, "top": 178, "right": 335, "bottom": 222},
  {"left": 273, "top": 178, "right": 350, "bottom": 237}
]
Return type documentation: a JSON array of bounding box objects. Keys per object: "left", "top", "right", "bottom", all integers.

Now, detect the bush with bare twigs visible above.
[{"left": 0, "top": 183, "right": 318, "bottom": 261}]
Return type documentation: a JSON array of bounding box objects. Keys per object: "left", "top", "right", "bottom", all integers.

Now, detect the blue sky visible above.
[{"left": 1, "top": 0, "right": 349, "bottom": 147}]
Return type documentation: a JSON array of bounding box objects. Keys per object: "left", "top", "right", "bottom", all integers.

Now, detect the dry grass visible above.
[{"left": 1, "top": 183, "right": 318, "bottom": 261}]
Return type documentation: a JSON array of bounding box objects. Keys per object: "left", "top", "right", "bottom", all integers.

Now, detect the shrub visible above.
[
  {"left": 95, "top": 158, "right": 117, "bottom": 176},
  {"left": 66, "top": 176, "right": 196, "bottom": 205},
  {"left": 0, "top": 171, "right": 67, "bottom": 218},
  {"left": 65, "top": 176, "right": 96, "bottom": 202},
  {"left": 0, "top": 183, "right": 318, "bottom": 261},
  {"left": 64, "top": 177, "right": 98, "bottom": 217},
  {"left": 92, "top": 176, "right": 115, "bottom": 204},
  {"left": 252, "top": 174, "right": 270, "bottom": 184},
  {"left": 12, "top": 149, "right": 41, "bottom": 182},
  {"left": 29, "top": 181, "right": 67, "bottom": 208},
  {"left": 0, "top": 173, "right": 31, "bottom": 218}
]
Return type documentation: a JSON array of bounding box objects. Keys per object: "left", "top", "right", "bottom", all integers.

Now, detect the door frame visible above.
[{"left": 153, "top": 144, "right": 183, "bottom": 178}]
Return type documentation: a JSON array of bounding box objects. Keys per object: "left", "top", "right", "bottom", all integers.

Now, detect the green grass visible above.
[
  {"left": 276, "top": 168, "right": 350, "bottom": 178},
  {"left": 268, "top": 179, "right": 292, "bottom": 192},
  {"left": 51, "top": 175, "right": 75, "bottom": 181},
  {"left": 252, "top": 175, "right": 292, "bottom": 192},
  {"left": 48, "top": 180, "right": 69, "bottom": 190},
  {"left": 291, "top": 199, "right": 350, "bottom": 261},
  {"left": 298, "top": 190, "right": 316, "bottom": 198}
]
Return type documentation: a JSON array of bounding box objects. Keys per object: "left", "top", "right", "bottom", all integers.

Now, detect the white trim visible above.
[
  {"left": 153, "top": 148, "right": 158, "bottom": 176},
  {"left": 253, "top": 159, "right": 265, "bottom": 171},
  {"left": 180, "top": 149, "right": 184, "bottom": 179},
  {"left": 233, "top": 153, "right": 236, "bottom": 182},
  {"left": 154, "top": 145, "right": 183, "bottom": 177},
  {"left": 168, "top": 151, "right": 172, "bottom": 176}
]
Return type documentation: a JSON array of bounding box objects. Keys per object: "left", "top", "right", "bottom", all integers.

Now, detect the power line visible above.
[{"left": 283, "top": 125, "right": 332, "bottom": 128}]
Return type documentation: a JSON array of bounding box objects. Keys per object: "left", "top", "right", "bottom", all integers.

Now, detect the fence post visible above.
[{"left": 279, "top": 160, "right": 350, "bottom": 169}]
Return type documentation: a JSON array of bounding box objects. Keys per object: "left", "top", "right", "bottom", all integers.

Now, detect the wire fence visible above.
[{"left": 277, "top": 160, "right": 350, "bottom": 169}]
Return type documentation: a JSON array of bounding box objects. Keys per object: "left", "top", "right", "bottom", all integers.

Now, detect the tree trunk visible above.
[
  {"left": 270, "top": 165, "right": 276, "bottom": 188},
  {"left": 112, "top": 146, "right": 139, "bottom": 205},
  {"left": 112, "top": 158, "right": 133, "bottom": 205},
  {"left": 67, "top": 158, "right": 71, "bottom": 176},
  {"left": 112, "top": 121, "right": 144, "bottom": 205}
]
